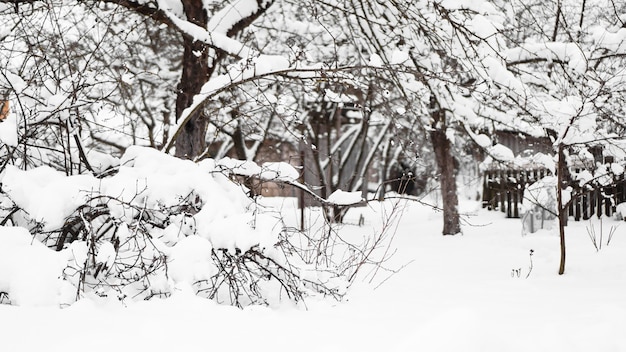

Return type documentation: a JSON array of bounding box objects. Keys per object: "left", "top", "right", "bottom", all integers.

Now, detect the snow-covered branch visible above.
[{"left": 215, "top": 157, "right": 365, "bottom": 207}]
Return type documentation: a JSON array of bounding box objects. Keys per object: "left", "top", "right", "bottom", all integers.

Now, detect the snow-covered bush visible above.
[
  {"left": 0, "top": 147, "right": 348, "bottom": 307},
  {"left": 522, "top": 176, "right": 561, "bottom": 217}
]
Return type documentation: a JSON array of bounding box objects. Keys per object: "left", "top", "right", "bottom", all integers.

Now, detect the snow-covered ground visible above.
[{"left": 1, "top": 195, "right": 624, "bottom": 352}]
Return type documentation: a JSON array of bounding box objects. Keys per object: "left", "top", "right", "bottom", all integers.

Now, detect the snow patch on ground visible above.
[
  {"left": 0, "top": 226, "right": 67, "bottom": 306},
  {"left": 2, "top": 199, "right": 625, "bottom": 351}
]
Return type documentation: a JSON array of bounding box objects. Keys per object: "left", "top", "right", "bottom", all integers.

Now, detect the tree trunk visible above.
[
  {"left": 557, "top": 143, "right": 566, "bottom": 275},
  {"left": 431, "top": 128, "right": 461, "bottom": 235},
  {"left": 174, "top": 0, "right": 210, "bottom": 159},
  {"left": 172, "top": 0, "right": 274, "bottom": 159},
  {"left": 429, "top": 97, "right": 461, "bottom": 235}
]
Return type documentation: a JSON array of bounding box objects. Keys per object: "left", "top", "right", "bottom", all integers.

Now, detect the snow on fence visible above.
[
  {"left": 482, "top": 168, "right": 626, "bottom": 221},
  {"left": 482, "top": 168, "right": 552, "bottom": 219},
  {"left": 567, "top": 174, "right": 626, "bottom": 221}
]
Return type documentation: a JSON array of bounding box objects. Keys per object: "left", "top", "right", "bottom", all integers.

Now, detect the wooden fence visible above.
[
  {"left": 568, "top": 176, "right": 626, "bottom": 221},
  {"left": 482, "top": 168, "right": 626, "bottom": 220}
]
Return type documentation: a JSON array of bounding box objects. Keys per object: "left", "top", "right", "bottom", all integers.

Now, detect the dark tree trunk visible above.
[
  {"left": 174, "top": 0, "right": 210, "bottom": 159},
  {"left": 557, "top": 143, "right": 566, "bottom": 275},
  {"left": 429, "top": 97, "right": 461, "bottom": 236},
  {"left": 172, "top": 0, "right": 274, "bottom": 159}
]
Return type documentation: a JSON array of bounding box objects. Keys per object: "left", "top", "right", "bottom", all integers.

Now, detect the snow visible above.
[
  {"left": 1, "top": 165, "right": 99, "bottom": 231},
  {"left": 505, "top": 42, "right": 588, "bottom": 74},
  {"left": 2, "top": 198, "right": 626, "bottom": 351},
  {"left": 474, "top": 133, "right": 491, "bottom": 148},
  {"left": 482, "top": 56, "right": 526, "bottom": 96},
  {"left": 523, "top": 175, "right": 557, "bottom": 213},
  {"left": 538, "top": 96, "right": 598, "bottom": 145},
  {"left": 167, "top": 235, "right": 217, "bottom": 284},
  {"left": 575, "top": 169, "right": 594, "bottom": 187},
  {"left": 616, "top": 203, "right": 626, "bottom": 220},
  {"left": 531, "top": 152, "right": 556, "bottom": 174},
  {"left": 155, "top": 0, "right": 253, "bottom": 58},
  {"left": 0, "top": 226, "right": 66, "bottom": 306},
  {"left": 368, "top": 53, "right": 383, "bottom": 67},
  {"left": 259, "top": 162, "right": 300, "bottom": 181},
  {"left": 164, "top": 54, "right": 291, "bottom": 152},
  {"left": 216, "top": 158, "right": 300, "bottom": 182},
  {"left": 86, "top": 149, "right": 120, "bottom": 174},
  {"left": 197, "top": 212, "right": 281, "bottom": 253},
  {"left": 439, "top": 0, "right": 498, "bottom": 14},
  {"left": 488, "top": 143, "right": 515, "bottom": 161},
  {"left": 217, "top": 156, "right": 263, "bottom": 175},
  {"left": 611, "top": 163, "right": 624, "bottom": 176},
  {"left": 578, "top": 148, "right": 594, "bottom": 161},
  {"left": 467, "top": 14, "right": 502, "bottom": 42},
  {"left": 0, "top": 147, "right": 311, "bottom": 302},
  {"left": 94, "top": 241, "right": 116, "bottom": 271},
  {"left": 326, "top": 189, "right": 363, "bottom": 206},
  {"left": 590, "top": 26, "right": 626, "bottom": 53},
  {"left": 1, "top": 1, "right": 626, "bottom": 350},
  {"left": 390, "top": 49, "right": 410, "bottom": 65},
  {"left": 324, "top": 89, "right": 358, "bottom": 103},
  {"left": 207, "top": 0, "right": 259, "bottom": 34}
]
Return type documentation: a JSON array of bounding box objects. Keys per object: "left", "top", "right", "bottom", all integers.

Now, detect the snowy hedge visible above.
[{"left": 0, "top": 147, "right": 347, "bottom": 307}]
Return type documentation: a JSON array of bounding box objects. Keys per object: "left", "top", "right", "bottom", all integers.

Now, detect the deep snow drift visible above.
[
  {"left": 0, "top": 147, "right": 361, "bottom": 307},
  {"left": 1, "top": 193, "right": 625, "bottom": 352}
]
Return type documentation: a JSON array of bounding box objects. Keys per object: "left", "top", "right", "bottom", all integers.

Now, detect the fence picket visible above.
[{"left": 482, "top": 166, "right": 626, "bottom": 222}]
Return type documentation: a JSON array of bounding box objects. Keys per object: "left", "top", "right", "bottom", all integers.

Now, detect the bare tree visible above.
[
  {"left": 1, "top": 0, "right": 276, "bottom": 160},
  {"left": 322, "top": 1, "right": 508, "bottom": 234},
  {"left": 495, "top": 0, "right": 626, "bottom": 274}
]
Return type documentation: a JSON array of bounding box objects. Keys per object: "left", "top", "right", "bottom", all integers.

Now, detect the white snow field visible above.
[{"left": 1, "top": 195, "right": 625, "bottom": 351}]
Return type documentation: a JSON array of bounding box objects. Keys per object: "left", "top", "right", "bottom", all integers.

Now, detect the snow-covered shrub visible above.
[
  {"left": 522, "top": 176, "right": 559, "bottom": 216},
  {"left": 0, "top": 147, "right": 347, "bottom": 307},
  {"left": 521, "top": 176, "right": 560, "bottom": 234}
]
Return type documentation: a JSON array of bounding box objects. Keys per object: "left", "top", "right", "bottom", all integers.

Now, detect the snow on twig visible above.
[{"left": 215, "top": 158, "right": 365, "bottom": 207}]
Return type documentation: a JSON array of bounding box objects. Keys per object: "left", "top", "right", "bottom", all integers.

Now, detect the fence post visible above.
[
  {"left": 582, "top": 191, "right": 589, "bottom": 220},
  {"left": 499, "top": 170, "right": 506, "bottom": 213},
  {"left": 513, "top": 188, "right": 517, "bottom": 218},
  {"left": 574, "top": 189, "right": 581, "bottom": 221},
  {"left": 590, "top": 187, "right": 596, "bottom": 217},
  {"left": 482, "top": 172, "right": 490, "bottom": 208},
  {"left": 605, "top": 186, "right": 611, "bottom": 217}
]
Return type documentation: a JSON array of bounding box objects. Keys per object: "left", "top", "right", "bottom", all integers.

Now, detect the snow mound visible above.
[
  {"left": 1, "top": 165, "right": 99, "bottom": 231},
  {"left": 0, "top": 147, "right": 350, "bottom": 307},
  {"left": 168, "top": 236, "right": 217, "bottom": 284},
  {"left": 0, "top": 226, "right": 66, "bottom": 306}
]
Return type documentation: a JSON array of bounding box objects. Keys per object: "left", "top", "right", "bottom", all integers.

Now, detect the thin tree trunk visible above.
[
  {"left": 557, "top": 143, "right": 566, "bottom": 275},
  {"left": 551, "top": 0, "right": 561, "bottom": 42}
]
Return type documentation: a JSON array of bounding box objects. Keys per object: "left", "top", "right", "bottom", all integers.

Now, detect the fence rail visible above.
[{"left": 482, "top": 168, "right": 626, "bottom": 221}]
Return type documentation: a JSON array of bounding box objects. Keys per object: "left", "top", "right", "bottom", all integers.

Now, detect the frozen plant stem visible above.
[
  {"left": 586, "top": 220, "right": 599, "bottom": 252},
  {"left": 525, "top": 249, "right": 534, "bottom": 279}
]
